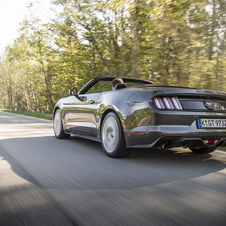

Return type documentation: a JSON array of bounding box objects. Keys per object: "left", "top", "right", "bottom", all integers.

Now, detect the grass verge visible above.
[
  {"left": 218, "top": 147, "right": 226, "bottom": 151},
  {"left": 1, "top": 109, "right": 52, "bottom": 120}
]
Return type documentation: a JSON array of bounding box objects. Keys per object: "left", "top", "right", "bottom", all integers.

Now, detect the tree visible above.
[{"left": 1, "top": 0, "right": 226, "bottom": 112}]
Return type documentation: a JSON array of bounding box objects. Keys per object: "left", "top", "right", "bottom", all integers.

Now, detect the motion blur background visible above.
[{"left": 0, "top": 0, "right": 225, "bottom": 112}]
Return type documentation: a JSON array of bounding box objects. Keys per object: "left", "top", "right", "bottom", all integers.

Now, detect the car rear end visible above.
[{"left": 125, "top": 86, "right": 226, "bottom": 153}]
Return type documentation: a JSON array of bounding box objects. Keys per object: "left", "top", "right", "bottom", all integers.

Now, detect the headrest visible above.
[{"left": 114, "top": 83, "right": 126, "bottom": 90}]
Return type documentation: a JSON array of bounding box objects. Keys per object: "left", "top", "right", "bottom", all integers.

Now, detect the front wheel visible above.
[
  {"left": 53, "top": 109, "right": 70, "bottom": 139},
  {"left": 101, "top": 112, "right": 131, "bottom": 158},
  {"left": 189, "top": 146, "right": 217, "bottom": 154}
]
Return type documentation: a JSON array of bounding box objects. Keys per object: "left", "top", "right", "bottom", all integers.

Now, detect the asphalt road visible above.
[{"left": 0, "top": 111, "right": 226, "bottom": 226}]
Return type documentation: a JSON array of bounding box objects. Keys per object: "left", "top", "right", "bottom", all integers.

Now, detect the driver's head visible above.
[{"left": 112, "top": 78, "right": 124, "bottom": 90}]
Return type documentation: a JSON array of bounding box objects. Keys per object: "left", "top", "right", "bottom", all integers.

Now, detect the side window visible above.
[{"left": 86, "top": 81, "right": 112, "bottom": 94}]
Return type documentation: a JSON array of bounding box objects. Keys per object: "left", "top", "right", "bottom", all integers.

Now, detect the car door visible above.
[{"left": 64, "top": 93, "right": 101, "bottom": 135}]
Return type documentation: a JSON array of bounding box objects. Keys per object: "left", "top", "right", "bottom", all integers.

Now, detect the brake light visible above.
[
  {"left": 171, "top": 97, "right": 183, "bottom": 110},
  {"left": 154, "top": 97, "right": 165, "bottom": 109},
  {"left": 153, "top": 96, "right": 183, "bottom": 110},
  {"left": 163, "top": 97, "right": 174, "bottom": 110},
  {"left": 154, "top": 97, "right": 161, "bottom": 109}
]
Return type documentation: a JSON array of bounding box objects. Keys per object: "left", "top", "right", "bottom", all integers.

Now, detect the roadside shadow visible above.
[{"left": 0, "top": 135, "right": 225, "bottom": 191}]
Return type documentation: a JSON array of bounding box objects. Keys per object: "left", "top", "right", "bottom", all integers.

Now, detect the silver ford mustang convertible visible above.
[{"left": 53, "top": 77, "right": 226, "bottom": 158}]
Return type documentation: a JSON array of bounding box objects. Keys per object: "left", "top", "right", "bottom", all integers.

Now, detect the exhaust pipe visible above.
[{"left": 158, "top": 141, "right": 171, "bottom": 149}]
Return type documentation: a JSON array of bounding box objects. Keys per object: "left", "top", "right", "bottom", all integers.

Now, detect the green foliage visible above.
[{"left": 0, "top": 0, "right": 226, "bottom": 112}]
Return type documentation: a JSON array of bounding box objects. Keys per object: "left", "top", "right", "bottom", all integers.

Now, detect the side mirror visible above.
[
  {"left": 69, "top": 87, "right": 85, "bottom": 102},
  {"left": 69, "top": 87, "right": 78, "bottom": 96}
]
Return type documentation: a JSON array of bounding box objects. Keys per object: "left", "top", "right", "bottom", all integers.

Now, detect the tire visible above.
[
  {"left": 189, "top": 146, "right": 217, "bottom": 154},
  {"left": 53, "top": 109, "right": 70, "bottom": 139},
  {"left": 101, "top": 112, "right": 131, "bottom": 158}
]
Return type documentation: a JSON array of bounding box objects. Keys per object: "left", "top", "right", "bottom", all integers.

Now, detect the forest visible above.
[{"left": 0, "top": 0, "right": 226, "bottom": 113}]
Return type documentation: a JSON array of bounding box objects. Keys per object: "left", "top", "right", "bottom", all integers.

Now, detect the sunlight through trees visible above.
[{"left": 0, "top": 0, "right": 226, "bottom": 112}]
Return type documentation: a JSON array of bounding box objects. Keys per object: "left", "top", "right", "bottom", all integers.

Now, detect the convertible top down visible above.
[{"left": 53, "top": 77, "right": 226, "bottom": 157}]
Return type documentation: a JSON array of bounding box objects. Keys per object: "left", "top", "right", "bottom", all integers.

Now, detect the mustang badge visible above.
[{"left": 204, "top": 99, "right": 214, "bottom": 110}]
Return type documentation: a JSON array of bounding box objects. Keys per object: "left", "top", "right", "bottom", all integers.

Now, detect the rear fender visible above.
[{"left": 100, "top": 105, "right": 129, "bottom": 146}]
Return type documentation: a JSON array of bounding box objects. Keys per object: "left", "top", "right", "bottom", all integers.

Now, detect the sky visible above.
[{"left": 0, "top": 0, "right": 52, "bottom": 55}]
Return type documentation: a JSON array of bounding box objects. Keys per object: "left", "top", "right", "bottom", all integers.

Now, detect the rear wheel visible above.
[
  {"left": 189, "top": 146, "right": 217, "bottom": 154},
  {"left": 101, "top": 112, "right": 131, "bottom": 158},
  {"left": 53, "top": 109, "right": 70, "bottom": 139}
]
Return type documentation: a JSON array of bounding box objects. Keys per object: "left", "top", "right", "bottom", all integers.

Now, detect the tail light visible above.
[
  {"left": 171, "top": 97, "right": 183, "bottom": 110},
  {"left": 153, "top": 97, "right": 183, "bottom": 110},
  {"left": 154, "top": 97, "right": 165, "bottom": 109},
  {"left": 204, "top": 140, "right": 218, "bottom": 145}
]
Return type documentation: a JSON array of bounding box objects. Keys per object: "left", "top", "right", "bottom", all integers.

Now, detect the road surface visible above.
[{"left": 0, "top": 111, "right": 226, "bottom": 226}]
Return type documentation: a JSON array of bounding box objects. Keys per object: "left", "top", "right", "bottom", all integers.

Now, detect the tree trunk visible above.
[{"left": 131, "top": 0, "right": 140, "bottom": 77}]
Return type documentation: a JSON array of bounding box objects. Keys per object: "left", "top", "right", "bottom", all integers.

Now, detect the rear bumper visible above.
[
  {"left": 126, "top": 135, "right": 226, "bottom": 149},
  {"left": 125, "top": 121, "right": 226, "bottom": 149}
]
